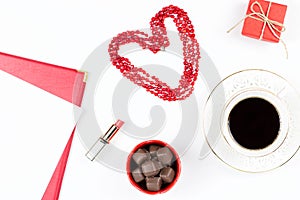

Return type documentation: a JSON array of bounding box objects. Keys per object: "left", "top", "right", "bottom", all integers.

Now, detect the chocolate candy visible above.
[
  {"left": 149, "top": 145, "right": 160, "bottom": 157},
  {"left": 141, "top": 160, "right": 160, "bottom": 177},
  {"left": 129, "top": 144, "right": 178, "bottom": 193},
  {"left": 146, "top": 177, "right": 163, "bottom": 192},
  {"left": 131, "top": 167, "right": 144, "bottom": 183},
  {"left": 132, "top": 148, "right": 150, "bottom": 165},
  {"left": 160, "top": 167, "right": 175, "bottom": 183},
  {"left": 157, "top": 147, "right": 173, "bottom": 166}
]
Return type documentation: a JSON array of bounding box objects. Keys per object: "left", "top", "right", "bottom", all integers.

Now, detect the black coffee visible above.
[{"left": 228, "top": 97, "right": 280, "bottom": 150}]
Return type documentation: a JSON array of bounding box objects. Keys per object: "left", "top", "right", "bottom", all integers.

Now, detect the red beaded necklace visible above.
[{"left": 108, "top": 5, "right": 200, "bottom": 101}]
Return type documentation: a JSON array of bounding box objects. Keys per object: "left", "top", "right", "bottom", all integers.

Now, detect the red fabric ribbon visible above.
[
  {"left": 0, "top": 52, "right": 86, "bottom": 106},
  {"left": 42, "top": 127, "right": 75, "bottom": 200},
  {"left": 0, "top": 52, "right": 86, "bottom": 199}
]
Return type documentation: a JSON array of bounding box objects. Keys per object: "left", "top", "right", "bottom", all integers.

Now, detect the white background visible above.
[{"left": 1, "top": 0, "right": 300, "bottom": 199}]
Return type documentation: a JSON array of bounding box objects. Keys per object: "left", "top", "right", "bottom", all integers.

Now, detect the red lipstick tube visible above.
[{"left": 86, "top": 120, "right": 124, "bottom": 161}]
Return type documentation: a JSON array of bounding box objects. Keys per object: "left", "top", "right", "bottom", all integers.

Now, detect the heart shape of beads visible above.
[{"left": 108, "top": 5, "right": 200, "bottom": 101}]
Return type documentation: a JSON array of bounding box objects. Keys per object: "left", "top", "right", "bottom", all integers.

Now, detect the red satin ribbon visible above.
[
  {"left": 42, "top": 127, "right": 75, "bottom": 200},
  {"left": 0, "top": 52, "right": 86, "bottom": 106},
  {"left": 0, "top": 52, "right": 85, "bottom": 199}
]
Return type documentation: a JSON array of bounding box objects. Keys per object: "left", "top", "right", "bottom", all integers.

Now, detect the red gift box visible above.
[{"left": 242, "top": 0, "right": 287, "bottom": 43}]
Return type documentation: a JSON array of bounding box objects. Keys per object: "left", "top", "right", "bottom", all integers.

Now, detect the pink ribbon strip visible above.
[
  {"left": 42, "top": 127, "right": 76, "bottom": 200},
  {"left": 0, "top": 52, "right": 87, "bottom": 198},
  {"left": 0, "top": 52, "right": 86, "bottom": 106}
]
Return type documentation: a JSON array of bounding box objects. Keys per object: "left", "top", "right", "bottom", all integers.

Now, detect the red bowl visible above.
[{"left": 126, "top": 140, "right": 181, "bottom": 195}]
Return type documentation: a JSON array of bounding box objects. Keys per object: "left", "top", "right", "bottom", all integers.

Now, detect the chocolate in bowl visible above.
[{"left": 127, "top": 140, "right": 181, "bottom": 195}]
